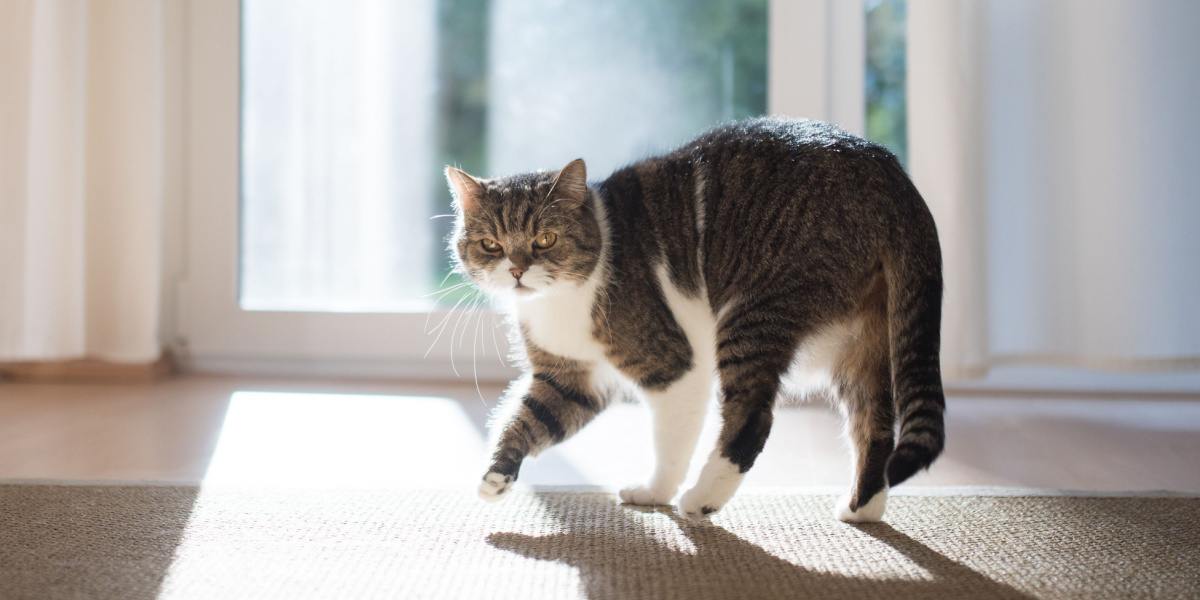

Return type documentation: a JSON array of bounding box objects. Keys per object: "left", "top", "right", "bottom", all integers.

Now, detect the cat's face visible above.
[{"left": 445, "top": 159, "right": 601, "bottom": 299}]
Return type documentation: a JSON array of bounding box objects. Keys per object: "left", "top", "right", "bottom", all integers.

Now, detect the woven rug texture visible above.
[{"left": 1, "top": 485, "right": 1197, "bottom": 599}]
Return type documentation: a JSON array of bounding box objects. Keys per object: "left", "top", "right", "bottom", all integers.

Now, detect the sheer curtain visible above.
[
  {"left": 909, "top": 0, "right": 1200, "bottom": 378},
  {"left": 0, "top": 0, "right": 166, "bottom": 363}
]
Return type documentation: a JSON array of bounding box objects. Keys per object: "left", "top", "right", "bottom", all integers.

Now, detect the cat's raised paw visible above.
[
  {"left": 619, "top": 485, "right": 674, "bottom": 507},
  {"left": 478, "top": 471, "right": 514, "bottom": 502},
  {"left": 834, "top": 489, "right": 888, "bottom": 523}
]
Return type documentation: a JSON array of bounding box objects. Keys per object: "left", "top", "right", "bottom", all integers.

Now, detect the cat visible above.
[{"left": 444, "top": 117, "right": 944, "bottom": 522}]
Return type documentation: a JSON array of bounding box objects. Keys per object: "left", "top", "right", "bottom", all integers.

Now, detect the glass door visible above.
[
  {"left": 239, "top": 0, "right": 768, "bottom": 314},
  {"left": 178, "top": 0, "right": 887, "bottom": 377}
]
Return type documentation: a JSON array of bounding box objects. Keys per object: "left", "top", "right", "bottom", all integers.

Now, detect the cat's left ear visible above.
[
  {"left": 547, "top": 158, "right": 588, "bottom": 206},
  {"left": 445, "top": 166, "right": 485, "bottom": 213}
]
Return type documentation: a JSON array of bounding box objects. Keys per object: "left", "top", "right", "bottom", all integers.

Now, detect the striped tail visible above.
[{"left": 883, "top": 203, "right": 946, "bottom": 487}]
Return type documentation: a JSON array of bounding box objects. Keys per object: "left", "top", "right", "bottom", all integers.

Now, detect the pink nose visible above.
[{"left": 509, "top": 267, "right": 524, "bottom": 280}]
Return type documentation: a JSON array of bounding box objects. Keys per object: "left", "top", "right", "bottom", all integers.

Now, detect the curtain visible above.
[
  {"left": 0, "top": 0, "right": 165, "bottom": 363},
  {"left": 909, "top": 0, "right": 1200, "bottom": 378}
]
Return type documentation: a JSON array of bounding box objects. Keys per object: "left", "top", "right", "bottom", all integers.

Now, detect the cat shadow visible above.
[{"left": 487, "top": 494, "right": 1032, "bottom": 600}]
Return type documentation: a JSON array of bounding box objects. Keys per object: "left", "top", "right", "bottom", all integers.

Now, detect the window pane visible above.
[
  {"left": 865, "top": 0, "right": 907, "bottom": 166},
  {"left": 241, "top": 0, "right": 438, "bottom": 312},
  {"left": 242, "top": 0, "right": 766, "bottom": 312}
]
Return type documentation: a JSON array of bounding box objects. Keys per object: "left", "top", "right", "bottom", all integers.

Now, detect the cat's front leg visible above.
[
  {"left": 479, "top": 369, "right": 606, "bottom": 501},
  {"left": 619, "top": 367, "right": 711, "bottom": 506}
]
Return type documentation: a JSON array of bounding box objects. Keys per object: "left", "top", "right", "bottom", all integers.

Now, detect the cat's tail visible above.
[{"left": 883, "top": 197, "right": 946, "bottom": 488}]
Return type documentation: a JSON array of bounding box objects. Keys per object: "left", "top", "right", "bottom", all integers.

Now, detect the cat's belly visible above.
[{"left": 779, "top": 317, "right": 864, "bottom": 400}]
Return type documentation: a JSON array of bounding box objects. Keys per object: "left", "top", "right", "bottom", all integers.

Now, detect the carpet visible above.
[{"left": 1, "top": 484, "right": 1197, "bottom": 599}]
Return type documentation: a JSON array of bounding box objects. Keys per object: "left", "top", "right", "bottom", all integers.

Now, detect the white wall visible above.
[
  {"left": 914, "top": 0, "right": 1200, "bottom": 371},
  {"left": 985, "top": 0, "right": 1200, "bottom": 366}
]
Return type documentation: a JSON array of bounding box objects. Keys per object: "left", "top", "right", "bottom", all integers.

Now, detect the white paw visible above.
[
  {"left": 678, "top": 487, "right": 727, "bottom": 518},
  {"left": 834, "top": 488, "right": 888, "bottom": 523},
  {"left": 619, "top": 484, "right": 675, "bottom": 506},
  {"left": 678, "top": 455, "right": 744, "bottom": 518},
  {"left": 478, "top": 471, "right": 514, "bottom": 502}
]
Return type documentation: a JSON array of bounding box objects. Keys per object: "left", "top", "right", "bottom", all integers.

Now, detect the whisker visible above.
[
  {"left": 449, "top": 295, "right": 484, "bottom": 378},
  {"left": 436, "top": 269, "right": 457, "bottom": 288},
  {"left": 426, "top": 290, "right": 472, "bottom": 337},
  {"left": 489, "top": 311, "right": 506, "bottom": 366},
  {"left": 471, "top": 300, "right": 487, "bottom": 409},
  {"left": 423, "top": 281, "right": 472, "bottom": 299},
  {"left": 423, "top": 271, "right": 463, "bottom": 329},
  {"left": 447, "top": 296, "right": 475, "bottom": 377},
  {"left": 424, "top": 292, "right": 474, "bottom": 358}
]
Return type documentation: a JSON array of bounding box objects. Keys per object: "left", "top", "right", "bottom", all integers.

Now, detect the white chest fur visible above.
[
  {"left": 517, "top": 277, "right": 609, "bottom": 364},
  {"left": 517, "top": 264, "right": 721, "bottom": 377}
]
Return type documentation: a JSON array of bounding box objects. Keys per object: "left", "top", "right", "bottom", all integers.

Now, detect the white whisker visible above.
[
  {"left": 450, "top": 295, "right": 484, "bottom": 378},
  {"left": 490, "top": 312, "right": 506, "bottom": 366},
  {"left": 423, "top": 281, "right": 472, "bottom": 299},
  {"left": 425, "top": 290, "right": 472, "bottom": 337},
  {"left": 471, "top": 300, "right": 487, "bottom": 409},
  {"left": 424, "top": 291, "right": 474, "bottom": 358}
]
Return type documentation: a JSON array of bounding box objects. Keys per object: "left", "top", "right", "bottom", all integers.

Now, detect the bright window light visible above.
[{"left": 240, "top": 0, "right": 767, "bottom": 312}]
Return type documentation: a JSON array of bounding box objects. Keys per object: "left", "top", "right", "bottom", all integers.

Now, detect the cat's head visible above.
[{"left": 445, "top": 159, "right": 602, "bottom": 299}]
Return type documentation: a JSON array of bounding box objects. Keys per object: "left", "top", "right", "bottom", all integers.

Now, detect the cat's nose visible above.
[{"left": 509, "top": 267, "right": 524, "bottom": 280}]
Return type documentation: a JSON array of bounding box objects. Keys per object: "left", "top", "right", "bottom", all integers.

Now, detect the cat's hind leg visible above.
[
  {"left": 833, "top": 383, "right": 894, "bottom": 522},
  {"left": 619, "top": 366, "right": 712, "bottom": 506},
  {"left": 678, "top": 295, "right": 807, "bottom": 517},
  {"left": 678, "top": 370, "right": 784, "bottom": 518},
  {"left": 832, "top": 298, "right": 894, "bottom": 522}
]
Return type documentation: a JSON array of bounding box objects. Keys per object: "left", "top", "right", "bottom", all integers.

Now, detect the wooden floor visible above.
[{"left": 1, "top": 375, "right": 1198, "bottom": 493}]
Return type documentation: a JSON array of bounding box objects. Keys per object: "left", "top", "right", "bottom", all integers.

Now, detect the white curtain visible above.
[
  {"left": 0, "top": 0, "right": 165, "bottom": 363},
  {"left": 909, "top": 0, "right": 1200, "bottom": 378}
]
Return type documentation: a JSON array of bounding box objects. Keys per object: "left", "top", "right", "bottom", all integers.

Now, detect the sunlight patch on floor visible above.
[{"left": 201, "top": 391, "right": 487, "bottom": 487}]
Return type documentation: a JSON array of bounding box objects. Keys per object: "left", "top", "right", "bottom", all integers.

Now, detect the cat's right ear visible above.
[{"left": 444, "top": 166, "right": 484, "bottom": 214}]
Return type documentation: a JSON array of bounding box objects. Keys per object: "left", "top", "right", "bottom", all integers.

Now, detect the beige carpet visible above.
[{"left": 1, "top": 485, "right": 1197, "bottom": 599}]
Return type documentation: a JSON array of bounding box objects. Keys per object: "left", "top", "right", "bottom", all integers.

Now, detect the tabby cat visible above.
[{"left": 444, "top": 118, "right": 944, "bottom": 522}]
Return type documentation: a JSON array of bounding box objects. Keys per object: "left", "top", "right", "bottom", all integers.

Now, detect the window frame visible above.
[{"left": 175, "top": 0, "right": 864, "bottom": 378}]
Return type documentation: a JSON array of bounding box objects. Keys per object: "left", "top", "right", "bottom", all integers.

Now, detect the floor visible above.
[{"left": 1, "top": 375, "right": 1199, "bottom": 493}]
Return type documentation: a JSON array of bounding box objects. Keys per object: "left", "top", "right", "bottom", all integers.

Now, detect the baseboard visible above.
[
  {"left": 181, "top": 353, "right": 519, "bottom": 383},
  {"left": 0, "top": 354, "right": 174, "bottom": 383},
  {"left": 944, "top": 364, "right": 1200, "bottom": 398},
  {"left": 176, "top": 354, "right": 1200, "bottom": 398}
]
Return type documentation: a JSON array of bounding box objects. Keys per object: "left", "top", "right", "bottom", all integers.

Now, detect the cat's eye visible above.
[
  {"left": 532, "top": 232, "right": 558, "bottom": 250},
  {"left": 480, "top": 238, "right": 502, "bottom": 253}
]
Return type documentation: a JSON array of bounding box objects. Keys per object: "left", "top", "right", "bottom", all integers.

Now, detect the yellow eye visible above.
[
  {"left": 533, "top": 232, "right": 558, "bottom": 250},
  {"left": 480, "top": 238, "right": 502, "bottom": 253}
]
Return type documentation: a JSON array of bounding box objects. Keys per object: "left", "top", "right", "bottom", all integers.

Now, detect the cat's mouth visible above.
[{"left": 513, "top": 283, "right": 536, "bottom": 294}]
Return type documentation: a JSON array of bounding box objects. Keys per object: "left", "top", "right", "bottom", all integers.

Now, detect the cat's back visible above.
[
  {"left": 677, "top": 117, "right": 895, "bottom": 169},
  {"left": 596, "top": 116, "right": 929, "bottom": 310},
  {"left": 605, "top": 117, "right": 905, "bottom": 219}
]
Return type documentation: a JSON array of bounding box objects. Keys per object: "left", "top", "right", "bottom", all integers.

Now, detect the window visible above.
[
  {"left": 180, "top": 0, "right": 880, "bottom": 375},
  {"left": 240, "top": 0, "right": 767, "bottom": 313},
  {"left": 865, "top": 0, "right": 907, "bottom": 165}
]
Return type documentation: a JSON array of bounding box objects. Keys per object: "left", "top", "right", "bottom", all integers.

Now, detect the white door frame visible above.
[
  {"left": 174, "top": 0, "right": 865, "bottom": 380},
  {"left": 769, "top": 0, "right": 865, "bottom": 134}
]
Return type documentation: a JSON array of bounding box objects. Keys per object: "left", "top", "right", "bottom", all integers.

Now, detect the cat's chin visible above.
[{"left": 492, "top": 285, "right": 545, "bottom": 301}]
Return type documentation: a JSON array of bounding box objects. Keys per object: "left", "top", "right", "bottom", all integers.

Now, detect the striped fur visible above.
[{"left": 452, "top": 118, "right": 944, "bottom": 519}]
